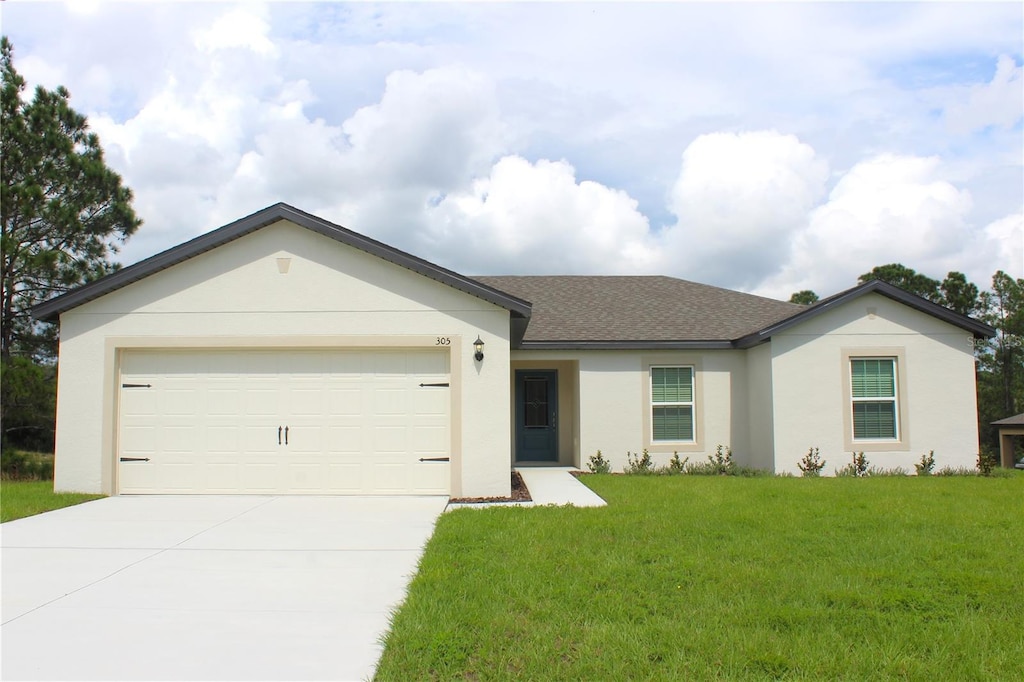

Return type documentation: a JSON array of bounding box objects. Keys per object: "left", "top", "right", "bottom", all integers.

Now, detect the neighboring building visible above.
[
  {"left": 991, "top": 413, "right": 1024, "bottom": 469},
  {"left": 34, "top": 204, "right": 996, "bottom": 497}
]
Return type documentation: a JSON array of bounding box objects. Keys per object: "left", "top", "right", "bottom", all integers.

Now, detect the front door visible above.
[{"left": 515, "top": 370, "right": 558, "bottom": 462}]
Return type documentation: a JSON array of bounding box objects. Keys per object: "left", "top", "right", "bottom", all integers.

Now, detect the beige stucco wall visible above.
[
  {"left": 564, "top": 349, "right": 755, "bottom": 472},
  {"left": 53, "top": 220, "right": 512, "bottom": 497},
  {"left": 770, "top": 293, "right": 981, "bottom": 474},
  {"left": 745, "top": 342, "right": 775, "bottom": 470}
]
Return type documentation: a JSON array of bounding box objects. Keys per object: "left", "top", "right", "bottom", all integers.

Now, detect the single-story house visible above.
[{"left": 34, "top": 203, "right": 996, "bottom": 497}]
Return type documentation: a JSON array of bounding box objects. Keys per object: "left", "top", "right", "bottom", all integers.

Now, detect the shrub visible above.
[
  {"left": 624, "top": 449, "right": 655, "bottom": 474},
  {"left": 587, "top": 450, "right": 611, "bottom": 474},
  {"left": 667, "top": 452, "right": 688, "bottom": 474},
  {"left": 977, "top": 451, "right": 997, "bottom": 477},
  {"left": 680, "top": 446, "right": 768, "bottom": 477},
  {"left": 914, "top": 451, "right": 936, "bottom": 476},
  {"left": 708, "top": 444, "right": 735, "bottom": 475},
  {"left": 836, "top": 452, "right": 869, "bottom": 478},
  {"left": 797, "top": 447, "right": 826, "bottom": 477}
]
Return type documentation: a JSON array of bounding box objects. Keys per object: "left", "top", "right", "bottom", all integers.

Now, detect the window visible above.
[
  {"left": 850, "top": 358, "right": 898, "bottom": 440},
  {"left": 651, "top": 366, "right": 694, "bottom": 442}
]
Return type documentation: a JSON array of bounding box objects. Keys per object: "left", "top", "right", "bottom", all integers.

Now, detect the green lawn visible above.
[
  {"left": 0, "top": 480, "right": 104, "bottom": 522},
  {"left": 376, "top": 475, "right": 1024, "bottom": 681}
]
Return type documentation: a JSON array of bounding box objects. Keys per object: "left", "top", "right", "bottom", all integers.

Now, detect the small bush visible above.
[
  {"left": 667, "top": 452, "right": 688, "bottom": 474},
  {"left": 624, "top": 449, "right": 655, "bottom": 474},
  {"left": 684, "top": 444, "right": 741, "bottom": 475},
  {"left": 797, "top": 447, "right": 826, "bottom": 477},
  {"left": 836, "top": 452, "right": 869, "bottom": 478},
  {"left": 977, "top": 451, "right": 997, "bottom": 477},
  {"left": 914, "top": 451, "right": 936, "bottom": 476},
  {"left": 587, "top": 450, "right": 611, "bottom": 474},
  {"left": 708, "top": 444, "right": 735, "bottom": 475}
]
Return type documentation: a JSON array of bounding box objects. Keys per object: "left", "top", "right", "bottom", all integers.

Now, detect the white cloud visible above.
[
  {"left": 945, "top": 55, "right": 1023, "bottom": 134},
  {"left": 977, "top": 213, "right": 1024, "bottom": 281},
  {"left": 424, "top": 156, "right": 659, "bottom": 274},
  {"left": 193, "top": 6, "right": 277, "bottom": 56},
  {"left": 64, "top": 0, "right": 102, "bottom": 17},
  {"left": 341, "top": 67, "right": 505, "bottom": 191},
  {"left": 661, "top": 131, "right": 829, "bottom": 288},
  {"left": 2, "top": 1, "right": 1018, "bottom": 300},
  {"left": 755, "top": 154, "right": 999, "bottom": 299}
]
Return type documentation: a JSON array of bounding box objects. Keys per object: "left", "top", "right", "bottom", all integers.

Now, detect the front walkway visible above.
[{"left": 447, "top": 467, "right": 607, "bottom": 510}]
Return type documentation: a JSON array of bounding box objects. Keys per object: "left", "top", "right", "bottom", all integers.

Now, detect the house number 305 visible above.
[{"left": 436, "top": 337, "right": 451, "bottom": 346}]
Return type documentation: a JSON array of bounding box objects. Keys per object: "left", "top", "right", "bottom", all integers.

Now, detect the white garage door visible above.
[{"left": 117, "top": 349, "right": 451, "bottom": 495}]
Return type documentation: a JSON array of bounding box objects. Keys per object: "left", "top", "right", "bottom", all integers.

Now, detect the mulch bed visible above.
[{"left": 449, "top": 471, "right": 532, "bottom": 504}]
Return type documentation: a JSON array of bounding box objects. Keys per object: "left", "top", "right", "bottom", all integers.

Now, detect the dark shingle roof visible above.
[
  {"left": 992, "top": 413, "right": 1024, "bottom": 426},
  {"left": 474, "top": 275, "right": 803, "bottom": 346}
]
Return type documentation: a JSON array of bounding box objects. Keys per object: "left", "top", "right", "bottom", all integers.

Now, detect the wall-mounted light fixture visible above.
[{"left": 473, "top": 335, "right": 485, "bottom": 362}]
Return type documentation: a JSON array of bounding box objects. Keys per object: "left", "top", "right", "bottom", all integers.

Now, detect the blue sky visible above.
[{"left": 3, "top": 0, "right": 1021, "bottom": 298}]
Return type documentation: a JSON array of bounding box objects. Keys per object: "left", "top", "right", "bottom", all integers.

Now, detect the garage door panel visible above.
[
  {"left": 412, "top": 424, "right": 448, "bottom": 451},
  {"left": 326, "top": 425, "right": 365, "bottom": 453},
  {"left": 372, "top": 462, "right": 409, "bottom": 492},
  {"left": 205, "top": 424, "right": 240, "bottom": 452},
  {"left": 325, "top": 463, "right": 363, "bottom": 493},
  {"left": 245, "top": 385, "right": 280, "bottom": 416},
  {"left": 207, "top": 385, "right": 242, "bottom": 415},
  {"left": 414, "top": 462, "right": 450, "bottom": 493},
  {"left": 328, "top": 387, "right": 363, "bottom": 415},
  {"left": 241, "top": 463, "right": 281, "bottom": 493},
  {"left": 288, "top": 388, "right": 326, "bottom": 418},
  {"left": 118, "top": 349, "right": 450, "bottom": 495},
  {"left": 373, "top": 388, "right": 408, "bottom": 414}
]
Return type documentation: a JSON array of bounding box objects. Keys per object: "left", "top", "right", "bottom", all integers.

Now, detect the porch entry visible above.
[{"left": 515, "top": 370, "right": 558, "bottom": 462}]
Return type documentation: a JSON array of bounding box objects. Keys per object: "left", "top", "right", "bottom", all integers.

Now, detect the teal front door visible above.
[{"left": 515, "top": 370, "right": 558, "bottom": 462}]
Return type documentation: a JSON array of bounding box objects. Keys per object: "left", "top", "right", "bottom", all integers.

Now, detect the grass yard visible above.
[
  {"left": 0, "top": 480, "right": 104, "bottom": 522},
  {"left": 376, "top": 475, "right": 1024, "bottom": 681}
]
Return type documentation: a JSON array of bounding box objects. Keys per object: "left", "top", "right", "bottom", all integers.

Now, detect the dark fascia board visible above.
[
  {"left": 32, "top": 203, "right": 533, "bottom": 322},
  {"left": 518, "top": 340, "right": 735, "bottom": 351},
  {"left": 734, "top": 279, "right": 996, "bottom": 348}
]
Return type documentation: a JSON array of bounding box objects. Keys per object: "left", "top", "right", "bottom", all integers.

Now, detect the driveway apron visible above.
[{"left": 1, "top": 495, "right": 447, "bottom": 681}]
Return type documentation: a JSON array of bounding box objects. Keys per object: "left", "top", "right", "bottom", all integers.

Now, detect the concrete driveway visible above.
[{"left": 1, "top": 495, "right": 447, "bottom": 681}]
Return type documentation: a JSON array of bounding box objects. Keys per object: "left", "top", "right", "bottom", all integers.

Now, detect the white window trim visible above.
[
  {"left": 850, "top": 357, "right": 900, "bottom": 442},
  {"left": 650, "top": 365, "right": 696, "bottom": 444}
]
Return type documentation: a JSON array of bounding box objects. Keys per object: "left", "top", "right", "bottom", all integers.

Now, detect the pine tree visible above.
[{"left": 1, "top": 36, "right": 141, "bottom": 361}]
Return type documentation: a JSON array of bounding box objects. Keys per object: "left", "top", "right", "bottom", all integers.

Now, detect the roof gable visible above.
[
  {"left": 736, "top": 279, "right": 995, "bottom": 347},
  {"left": 32, "top": 203, "right": 532, "bottom": 322}
]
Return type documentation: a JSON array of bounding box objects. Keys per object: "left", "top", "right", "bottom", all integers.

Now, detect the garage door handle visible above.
[
  {"left": 120, "top": 457, "right": 150, "bottom": 462},
  {"left": 284, "top": 426, "right": 289, "bottom": 445},
  {"left": 419, "top": 457, "right": 450, "bottom": 462},
  {"left": 278, "top": 426, "right": 282, "bottom": 445}
]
